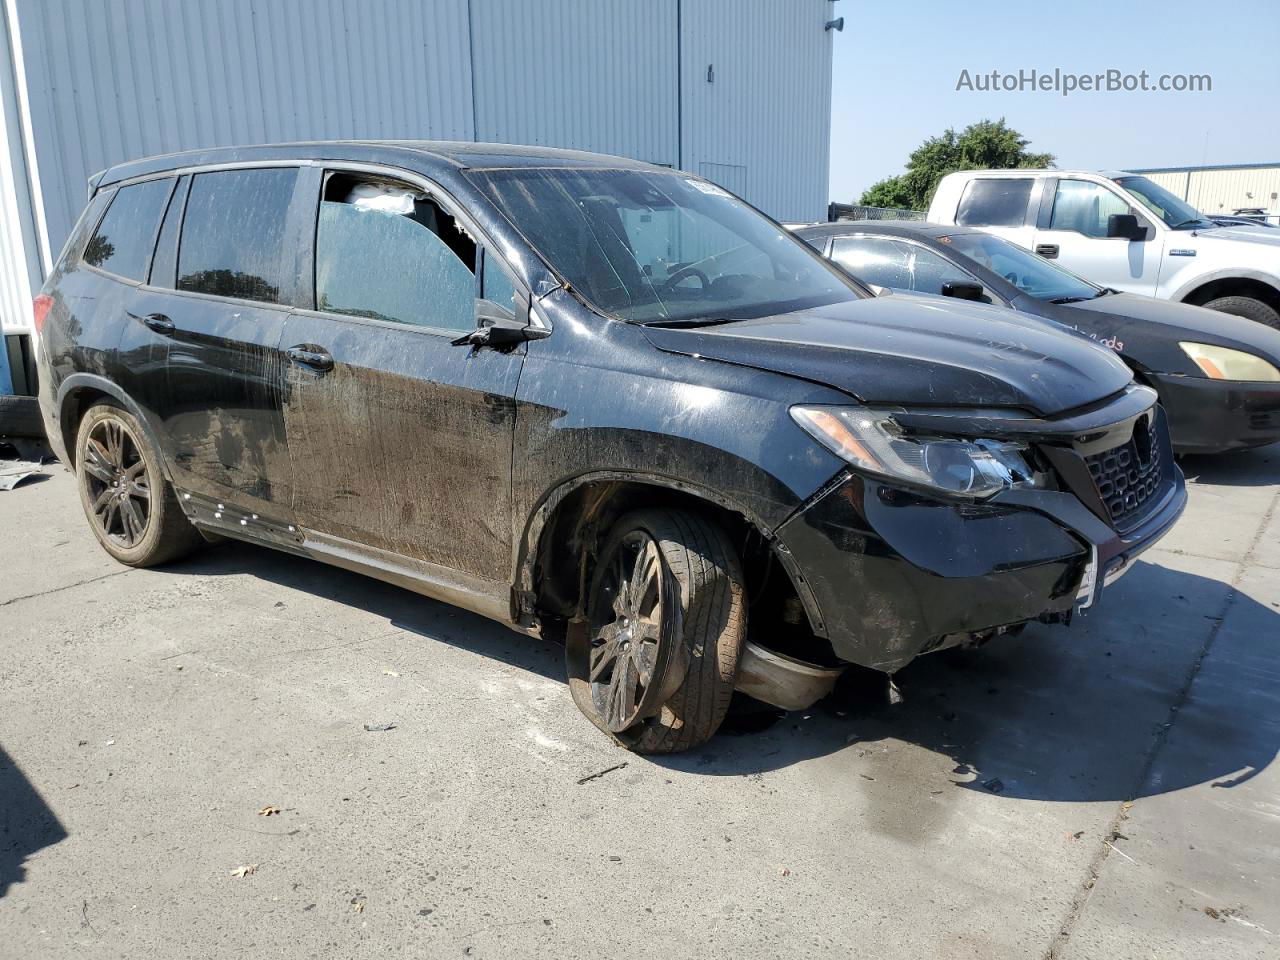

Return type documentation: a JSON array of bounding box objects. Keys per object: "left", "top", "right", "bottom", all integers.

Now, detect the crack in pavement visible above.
[
  {"left": 1044, "top": 484, "right": 1280, "bottom": 960},
  {"left": 0, "top": 568, "right": 132, "bottom": 607}
]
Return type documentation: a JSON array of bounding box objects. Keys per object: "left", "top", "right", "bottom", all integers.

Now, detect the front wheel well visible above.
[
  {"left": 528, "top": 479, "right": 837, "bottom": 665},
  {"left": 1181, "top": 277, "right": 1280, "bottom": 313}
]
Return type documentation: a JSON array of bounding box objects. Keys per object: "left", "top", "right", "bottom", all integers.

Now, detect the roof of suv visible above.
[{"left": 96, "top": 139, "right": 660, "bottom": 189}]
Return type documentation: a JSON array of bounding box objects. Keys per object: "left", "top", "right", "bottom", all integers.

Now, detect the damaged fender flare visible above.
[{"left": 511, "top": 469, "right": 827, "bottom": 637}]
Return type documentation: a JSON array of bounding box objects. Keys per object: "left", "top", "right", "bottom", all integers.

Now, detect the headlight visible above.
[
  {"left": 790, "top": 405, "right": 1042, "bottom": 499},
  {"left": 1178, "top": 342, "right": 1280, "bottom": 382}
]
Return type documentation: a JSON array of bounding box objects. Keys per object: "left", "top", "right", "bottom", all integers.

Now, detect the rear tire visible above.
[
  {"left": 1200, "top": 295, "right": 1280, "bottom": 331},
  {"left": 74, "top": 402, "right": 202, "bottom": 567},
  {"left": 568, "top": 508, "right": 747, "bottom": 754}
]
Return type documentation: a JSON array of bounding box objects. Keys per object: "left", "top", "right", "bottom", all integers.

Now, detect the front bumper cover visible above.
[
  {"left": 1150, "top": 373, "right": 1280, "bottom": 454},
  {"left": 775, "top": 406, "right": 1187, "bottom": 673}
]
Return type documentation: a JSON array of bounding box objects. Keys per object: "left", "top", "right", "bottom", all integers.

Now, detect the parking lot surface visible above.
[{"left": 2, "top": 448, "right": 1278, "bottom": 959}]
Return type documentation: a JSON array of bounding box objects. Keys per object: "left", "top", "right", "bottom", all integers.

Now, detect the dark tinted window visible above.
[
  {"left": 148, "top": 175, "right": 189, "bottom": 287},
  {"left": 956, "top": 178, "right": 1033, "bottom": 227},
  {"left": 83, "top": 178, "right": 173, "bottom": 280},
  {"left": 178, "top": 168, "right": 297, "bottom": 303}
]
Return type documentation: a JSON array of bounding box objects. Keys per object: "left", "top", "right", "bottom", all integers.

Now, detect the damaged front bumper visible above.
[{"left": 773, "top": 401, "right": 1187, "bottom": 673}]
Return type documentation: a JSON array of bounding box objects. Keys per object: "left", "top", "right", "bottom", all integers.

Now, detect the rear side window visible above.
[
  {"left": 956, "top": 178, "right": 1033, "bottom": 227},
  {"left": 178, "top": 168, "right": 298, "bottom": 303},
  {"left": 83, "top": 178, "right": 173, "bottom": 281}
]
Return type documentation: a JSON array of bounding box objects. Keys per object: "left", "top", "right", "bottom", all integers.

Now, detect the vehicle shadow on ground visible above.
[
  {"left": 1179, "top": 441, "right": 1280, "bottom": 487},
  {"left": 660, "top": 559, "right": 1280, "bottom": 804},
  {"left": 0, "top": 746, "right": 67, "bottom": 898},
  {"left": 174, "top": 540, "right": 566, "bottom": 683},
  {"left": 173, "top": 541, "right": 1278, "bottom": 805}
]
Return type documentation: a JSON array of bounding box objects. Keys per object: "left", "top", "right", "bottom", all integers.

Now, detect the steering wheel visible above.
[
  {"left": 1004, "top": 271, "right": 1020, "bottom": 286},
  {"left": 659, "top": 266, "right": 711, "bottom": 294}
]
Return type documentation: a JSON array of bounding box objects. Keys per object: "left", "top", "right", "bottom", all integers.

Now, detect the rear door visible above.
[
  {"left": 135, "top": 165, "right": 307, "bottom": 519},
  {"left": 1031, "top": 178, "right": 1160, "bottom": 294},
  {"left": 279, "top": 167, "right": 527, "bottom": 583}
]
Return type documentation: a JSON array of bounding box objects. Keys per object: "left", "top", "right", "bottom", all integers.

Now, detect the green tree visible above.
[{"left": 858, "top": 118, "right": 1054, "bottom": 211}]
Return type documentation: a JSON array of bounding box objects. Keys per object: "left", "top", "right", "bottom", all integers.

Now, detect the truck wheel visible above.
[
  {"left": 568, "top": 508, "right": 746, "bottom": 754},
  {"left": 74, "top": 402, "right": 202, "bottom": 567},
  {"left": 1201, "top": 295, "right": 1280, "bottom": 331}
]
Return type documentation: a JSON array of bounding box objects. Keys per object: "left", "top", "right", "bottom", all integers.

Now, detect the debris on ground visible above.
[
  {"left": 382, "top": 669, "right": 400, "bottom": 677},
  {"left": 607, "top": 855, "right": 621, "bottom": 862},
  {"left": 780, "top": 867, "right": 791, "bottom": 877},
  {"left": 576, "top": 761, "right": 628, "bottom": 785},
  {"left": 0, "top": 458, "right": 48, "bottom": 491},
  {"left": 230, "top": 864, "right": 258, "bottom": 878},
  {"left": 258, "top": 805, "right": 280, "bottom": 817},
  {"left": 363, "top": 722, "right": 397, "bottom": 732}
]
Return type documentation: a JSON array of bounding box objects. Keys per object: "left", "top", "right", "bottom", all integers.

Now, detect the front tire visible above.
[
  {"left": 74, "top": 402, "right": 202, "bottom": 567},
  {"left": 568, "top": 508, "right": 747, "bottom": 754},
  {"left": 1201, "top": 295, "right": 1280, "bottom": 331}
]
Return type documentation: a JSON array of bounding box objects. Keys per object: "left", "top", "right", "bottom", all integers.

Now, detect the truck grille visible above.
[{"left": 1085, "top": 413, "right": 1165, "bottom": 530}]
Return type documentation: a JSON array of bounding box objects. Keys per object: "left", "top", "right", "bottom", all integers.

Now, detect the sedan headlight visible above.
[
  {"left": 1178, "top": 342, "right": 1280, "bottom": 382},
  {"left": 791, "top": 405, "right": 1041, "bottom": 499}
]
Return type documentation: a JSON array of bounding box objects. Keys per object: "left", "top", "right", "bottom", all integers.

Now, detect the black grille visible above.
[{"left": 1085, "top": 415, "right": 1165, "bottom": 529}]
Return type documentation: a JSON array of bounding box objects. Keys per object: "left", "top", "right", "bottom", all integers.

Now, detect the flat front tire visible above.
[
  {"left": 568, "top": 508, "right": 747, "bottom": 754},
  {"left": 74, "top": 402, "right": 202, "bottom": 567}
]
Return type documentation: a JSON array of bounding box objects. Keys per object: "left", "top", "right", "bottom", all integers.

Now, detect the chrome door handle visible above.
[{"left": 286, "top": 345, "right": 334, "bottom": 371}]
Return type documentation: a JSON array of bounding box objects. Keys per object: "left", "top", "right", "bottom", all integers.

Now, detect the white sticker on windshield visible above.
[{"left": 685, "top": 178, "right": 733, "bottom": 198}]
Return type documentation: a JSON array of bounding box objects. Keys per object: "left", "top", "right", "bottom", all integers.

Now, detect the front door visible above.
[
  {"left": 1032, "top": 178, "right": 1160, "bottom": 295},
  {"left": 140, "top": 167, "right": 307, "bottom": 518},
  {"left": 281, "top": 169, "right": 527, "bottom": 583}
]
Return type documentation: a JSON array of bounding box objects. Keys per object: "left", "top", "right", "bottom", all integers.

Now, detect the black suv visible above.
[{"left": 35, "top": 142, "right": 1186, "bottom": 753}]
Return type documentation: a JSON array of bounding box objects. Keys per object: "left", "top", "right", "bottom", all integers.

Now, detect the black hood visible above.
[
  {"left": 642, "top": 293, "right": 1134, "bottom": 417},
  {"left": 1056, "top": 292, "right": 1280, "bottom": 373}
]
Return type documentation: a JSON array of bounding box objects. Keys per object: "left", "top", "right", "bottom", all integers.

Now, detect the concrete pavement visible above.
[{"left": 1, "top": 447, "right": 1277, "bottom": 959}]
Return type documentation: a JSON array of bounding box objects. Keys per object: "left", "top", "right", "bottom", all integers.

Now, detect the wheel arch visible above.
[
  {"left": 514, "top": 471, "right": 828, "bottom": 643},
  {"left": 56, "top": 374, "right": 172, "bottom": 479},
  {"left": 1176, "top": 272, "right": 1280, "bottom": 313}
]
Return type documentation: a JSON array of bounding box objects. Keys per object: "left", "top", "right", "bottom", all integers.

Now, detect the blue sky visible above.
[{"left": 828, "top": 0, "right": 1280, "bottom": 202}]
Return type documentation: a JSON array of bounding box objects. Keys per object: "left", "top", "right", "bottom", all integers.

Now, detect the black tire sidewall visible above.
[
  {"left": 1202, "top": 296, "right": 1280, "bottom": 331},
  {"left": 74, "top": 403, "right": 172, "bottom": 565}
]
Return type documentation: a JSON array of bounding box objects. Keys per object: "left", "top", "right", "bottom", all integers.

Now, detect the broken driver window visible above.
[{"left": 314, "top": 172, "right": 477, "bottom": 332}]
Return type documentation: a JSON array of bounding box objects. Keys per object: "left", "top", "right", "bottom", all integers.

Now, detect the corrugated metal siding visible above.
[
  {"left": 1, "top": 2, "right": 39, "bottom": 333},
  {"left": 1135, "top": 166, "right": 1280, "bottom": 214},
  {"left": 470, "top": 0, "right": 679, "bottom": 166},
  {"left": 680, "top": 0, "right": 832, "bottom": 221},
  {"left": 11, "top": 0, "right": 476, "bottom": 261}
]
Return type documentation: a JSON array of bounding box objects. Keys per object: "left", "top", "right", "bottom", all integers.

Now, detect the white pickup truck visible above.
[{"left": 928, "top": 169, "right": 1280, "bottom": 330}]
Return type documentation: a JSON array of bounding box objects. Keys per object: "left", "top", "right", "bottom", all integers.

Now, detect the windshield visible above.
[
  {"left": 942, "top": 232, "right": 1100, "bottom": 302},
  {"left": 1114, "top": 176, "right": 1209, "bottom": 228},
  {"left": 466, "top": 167, "right": 861, "bottom": 323}
]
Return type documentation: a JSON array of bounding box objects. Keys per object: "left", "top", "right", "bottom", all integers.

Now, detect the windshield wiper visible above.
[
  {"left": 1091, "top": 287, "right": 1117, "bottom": 298},
  {"left": 1170, "top": 218, "right": 1207, "bottom": 230},
  {"left": 641, "top": 316, "right": 748, "bottom": 329},
  {"left": 1048, "top": 296, "right": 1090, "bottom": 304}
]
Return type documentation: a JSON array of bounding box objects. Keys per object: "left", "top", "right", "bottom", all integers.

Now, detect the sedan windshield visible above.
[
  {"left": 942, "top": 232, "right": 1101, "bottom": 302},
  {"left": 1114, "top": 176, "right": 1211, "bottom": 229},
  {"left": 466, "top": 167, "right": 861, "bottom": 323}
]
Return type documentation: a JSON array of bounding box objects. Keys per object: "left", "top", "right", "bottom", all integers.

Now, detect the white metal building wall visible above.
[
  {"left": 0, "top": 0, "right": 833, "bottom": 333},
  {"left": 1135, "top": 165, "right": 1280, "bottom": 214}
]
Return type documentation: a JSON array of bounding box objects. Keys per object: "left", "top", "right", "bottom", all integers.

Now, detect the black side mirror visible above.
[
  {"left": 451, "top": 302, "right": 549, "bottom": 349},
  {"left": 1107, "top": 213, "right": 1146, "bottom": 241},
  {"left": 941, "top": 281, "right": 985, "bottom": 302}
]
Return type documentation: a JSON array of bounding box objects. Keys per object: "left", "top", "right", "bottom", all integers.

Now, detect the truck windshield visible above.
[
  {"left": 942, "top": 232, "right": 1101, "bottom": 302},
  {"left": 1113, "top": 176, "right": 1211, "bottom": 229},
  {"left": 466, "top": 167, "right": 861, "bottom": 323}
]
